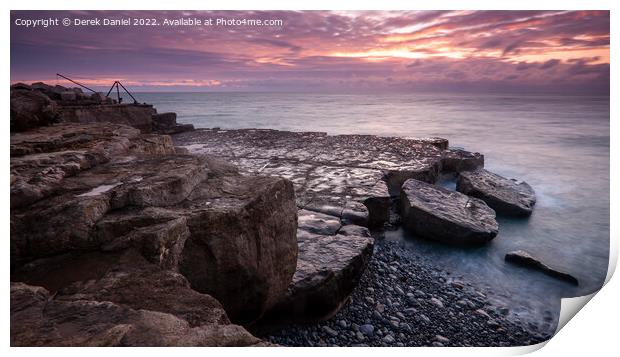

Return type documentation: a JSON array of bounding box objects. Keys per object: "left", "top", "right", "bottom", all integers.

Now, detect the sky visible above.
[{"left": 10, "top": 10, "right": 610, "bottom": 93}]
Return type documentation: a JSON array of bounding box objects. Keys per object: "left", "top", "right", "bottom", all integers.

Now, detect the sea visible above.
[{"left": 137, "top": 91, "right": 610, "bottom": 333}]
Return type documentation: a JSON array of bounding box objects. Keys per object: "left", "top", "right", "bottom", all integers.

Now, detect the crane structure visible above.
[{"left": 56, "top": 73, "right": 139, "bottom": 105}]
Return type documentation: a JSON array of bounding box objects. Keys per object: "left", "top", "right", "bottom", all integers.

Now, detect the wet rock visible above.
[
  {"left": 298, "top": 209, "right": 341, "bottom": 235},
  {"left": 10, "top": 87, "right": 59, "bottom": 132},
  {"left": 441, "top": 148, "right": 484, "bottom": 173},
  {"left": 341, "top": 201, "right": 370, "bottom": 226},
  {"left": 383, "top": 162, "right": 441, "bottom": 193},
  {"left": 267, "top": 229, "right": 373, "bottom": 321},
  {"left": 360, "top": 324, "right": 375, "bottom": 336},
  {"left": 457, "top": 169, "right": 536, "bottom": 216},
  {"left": 338, "top": 224, "right": 371, "bottom": 238},
  {"left": 430, "top": 297, "right": 444, "bottom": 308},
  {"left": 10, "top": 282, "right": 267, "bottom": 347},
  {"left": 383, "top": 334, "right": 395, "bottom": 343},
  {"left": 435, "top": 335, "right": 450, "bottom": 344},
  {"left": 400, "top": 179, "right": 498, "bottom": 245},
  {"left": 505, "top": 250, "right": 578, "bottom": 285},
  {"left": 174, "top": 128, "right": 450, "bottom": 228}
]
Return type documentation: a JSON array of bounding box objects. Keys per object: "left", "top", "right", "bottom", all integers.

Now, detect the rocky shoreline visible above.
[
  {"left": 10, "top": 82, "right": 562, "bottom": 347},
  {"left": 265, "top": 240, "right": 552, "bottom": 347}
]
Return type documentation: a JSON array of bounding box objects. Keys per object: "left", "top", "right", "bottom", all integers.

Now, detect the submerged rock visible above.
[
  {"left": 457, "top": 169, "right": 536, "bottom": 216},
  {"left": 400, "top": 179, "right": 498, "bottom": 245},
  {"left": 505, "top": 250, "right": 578, "bottom": 285}
]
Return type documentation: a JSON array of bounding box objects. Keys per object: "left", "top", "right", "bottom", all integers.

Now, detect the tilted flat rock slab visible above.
[
  {"left": 10, "top": 282, "right": 267, "bottom": 347},
  {"left": 401, "top": 179, "right": 499, "bottom": 245},
  {"left": 174, "top": 128, "right": 478, "bottom": 228},
  {"left": 505, "top": 250, "right": 578, "bottom": 285},
  {"left": 457, "top": 169, "right": 536, "bottom": 216},
  {"left": 267, "top": 228, "right": 374, "bottom": 321}
]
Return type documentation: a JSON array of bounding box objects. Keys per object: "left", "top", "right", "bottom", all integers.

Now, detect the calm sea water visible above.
[{"left": 138, "top": 92, "right": 610, "bottom": 332}]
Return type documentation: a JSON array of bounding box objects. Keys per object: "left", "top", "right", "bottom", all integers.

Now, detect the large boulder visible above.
[
  {"left": 178, "top": 174, "right": 298, "bottom": 323},
  {"left": 505, "top": 250, "right": 578, "bottom": 285},
  {"left": 10, "top": 88, "right": 59, "bottom": 132},
  {"left": 266, "top": 228, "right": 373, "bottom": 321},
  {"left": 457, "top": 169, "right": 536, "bottom": 216},
  {"left": 400, "top": 179, "right": 498, "bottom": 245},
  {"left": 10, "top": 282, "right": 268, "bottom": 347}
]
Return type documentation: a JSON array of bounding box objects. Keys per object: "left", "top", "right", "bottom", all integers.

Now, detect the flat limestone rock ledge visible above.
[
  {"left": 505, "top": 250, "right": 578, "bottom": 285},
  {"left": 457, "top": 169, "right": 536, "bottom": 216},
  {"left": 10, "top": 122, "right": 178, "bottom": 209},
  {"left": 173, "top": 128, "right": 481, "bottom": 228},
  {"left": 400, "top": 179, "right": 499, "bottom": 245},
  {"left": 10, "top": 281, "right": 270, "bottom": 347},
  {"left": 11, "top": 122, "right": 298, "bottom": 325}
]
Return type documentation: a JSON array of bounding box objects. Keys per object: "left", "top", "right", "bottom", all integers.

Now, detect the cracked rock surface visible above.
[
  {"left": 457, "top": 169, "right": 536, "bottom": 216},
  {"left": 400, "top": 179, "right": 499, "bottom": 245}
]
